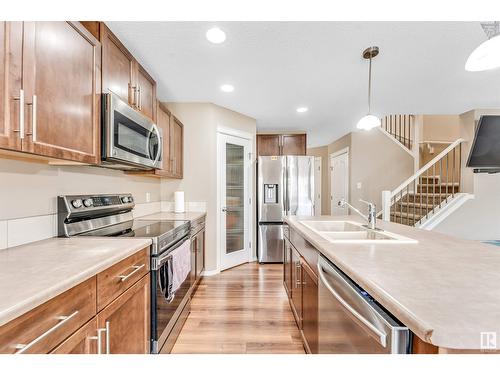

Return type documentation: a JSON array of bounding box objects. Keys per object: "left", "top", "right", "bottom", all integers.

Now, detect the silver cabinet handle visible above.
[
  {"left": 317, "top": 261, "right": 387, "bottom": 347},
  {"left": 25, "top": 95, "right": 37, "bottom": 141},
  {"left": 295, "top": 261, "right": 301, "bottom": 288},
  {"left": 15, "top": 310, "right": 79, "bottom": 354},
  {"left": 117, "top": 264, "right": 145, "bottom": 282},
  {"left": 91, "top": 327, "right": 106, "bottom": 354},
  {"left": 138, "top": 85, "right": 142, "bottom": 111},
  {"left": 105, "top": 321, "right": 110, "bottom": 354},
  {"left": 32, "top": 95, "right": 37, "bottom": 142},
  {"left": 13, "top": 89, "right": 25, "bottom": 139}
]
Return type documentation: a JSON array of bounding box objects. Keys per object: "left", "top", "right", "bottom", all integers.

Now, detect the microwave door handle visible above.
[{"left": 152, "top": 123, "right": 162, "bottom": 165}]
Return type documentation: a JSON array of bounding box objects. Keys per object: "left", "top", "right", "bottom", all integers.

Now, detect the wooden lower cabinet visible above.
[
  {"left": 96, "top": 274, "right": 150, "bottom": 354},
  {"left": 290, "top": 246, "right": 302, "bottom": 329},
  {"left": 0, "top": 247, "right": 151, "bottom": 354},
  {"left": 285, "top": 235, "right": 319, "bottom": 354},
  {"left": 51, "top": 318, "right": 98, "bottom": 354},
  {"left": 301, "top": 260, "right": 318, "bottom": 354}
]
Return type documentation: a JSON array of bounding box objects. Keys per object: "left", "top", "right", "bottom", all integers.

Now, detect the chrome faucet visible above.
[{"left": 338, "top": 198, "right": 377, "bottom": 230}]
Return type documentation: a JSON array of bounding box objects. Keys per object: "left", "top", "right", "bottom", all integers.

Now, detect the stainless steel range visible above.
[{"left": 57, "top": 193, "right": 192, "bottom": 354}]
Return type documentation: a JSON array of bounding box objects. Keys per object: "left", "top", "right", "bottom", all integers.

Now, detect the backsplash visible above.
[{"left": 0, "top": 200, "right": 206, "bottom": 250}]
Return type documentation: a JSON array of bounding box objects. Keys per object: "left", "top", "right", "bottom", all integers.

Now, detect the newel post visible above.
[{"left": 381, "top": 190, "right": 391, "bottom": 221}]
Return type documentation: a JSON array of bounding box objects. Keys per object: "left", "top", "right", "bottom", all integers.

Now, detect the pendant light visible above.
[
  {"left": 357, "top": 46, "right": 381, "bottom": 131},
  {"left": 466, "top": 22, "right": 500, "bottom": 72}
]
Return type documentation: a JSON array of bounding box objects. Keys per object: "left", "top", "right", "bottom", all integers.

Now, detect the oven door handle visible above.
[{"left": 154, "top": 236, "right": 190, "bottom": 268}]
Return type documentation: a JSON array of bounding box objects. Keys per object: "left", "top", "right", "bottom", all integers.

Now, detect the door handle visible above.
[{"left": 221, "top": 207, "right": 227, "bottom": 212}]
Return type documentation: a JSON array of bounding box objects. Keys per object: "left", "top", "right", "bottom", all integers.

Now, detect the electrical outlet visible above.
[
  {"left": 356, "top": 182, "right": 362, "bottom": 189},
  {"left": 146, "top": 192, "right": 151, "bottom": 203}
]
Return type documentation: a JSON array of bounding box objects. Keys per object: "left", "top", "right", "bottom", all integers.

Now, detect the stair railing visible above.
[
  {"left": 381, "top": 138, "right": 465, "bottom": 225},
  {"left": 381, "top": 115, "right": 414, "bottom": 150}
]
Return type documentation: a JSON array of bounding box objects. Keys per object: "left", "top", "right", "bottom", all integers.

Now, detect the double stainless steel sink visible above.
[{"left": 300, "top": 220, "right": 417, "bottom": 244}]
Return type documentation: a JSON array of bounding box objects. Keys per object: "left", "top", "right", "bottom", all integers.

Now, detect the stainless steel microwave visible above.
[{"left": 101, "top": 92, "right": 162, "bottom": 170}]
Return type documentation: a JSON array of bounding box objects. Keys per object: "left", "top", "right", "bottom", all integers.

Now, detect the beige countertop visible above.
[
  {"left": 0, "top": 237, "right": 152, "bottom": 326},
  {"left": 138, "top": 211, "right": 206, "bottom": 222},
  {"left": 285, "top": 215, "right": 500, "bottom": 351}
]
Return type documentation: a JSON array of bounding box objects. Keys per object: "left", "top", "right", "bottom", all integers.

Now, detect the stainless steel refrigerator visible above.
[{"left": 257, "top": 156, "right": 315, "bottom": 263}]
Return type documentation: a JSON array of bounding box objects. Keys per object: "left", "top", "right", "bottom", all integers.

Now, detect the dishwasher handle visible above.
[{"left": 317, "top": 260, "right": 388, "bottom": 348}]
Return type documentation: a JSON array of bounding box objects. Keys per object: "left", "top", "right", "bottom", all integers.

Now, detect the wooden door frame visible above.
[
  {"left": 330, "top": 147, "right": 349, "bottom": 215},
  {"left": 216, "top": 127, "right": 254, "bottom": 273}
]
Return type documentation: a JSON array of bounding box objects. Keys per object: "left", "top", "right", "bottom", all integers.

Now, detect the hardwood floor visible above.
[{"left": 171, "top": 262, "right": 305, "bottom": 354}]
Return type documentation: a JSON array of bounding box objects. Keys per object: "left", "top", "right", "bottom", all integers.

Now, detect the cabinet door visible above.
[
  {"left": 290, "top": 246, "right": 302, "bottom": 328},
  {"left": 195, "top": 229, "right": 205, "bottom": 279},
  {"left": 22, "top": 22, "right": 100, "bottom": 163},
  {"left": 0, "top": 22, "right": 23, "bottom": 151},
  {"left": 282, "top": 134, "right": 306, "bottom": 155},
  {"left": 155, "top": 102, "right": 172, "bottom": 176},
  {"left": 51, "top": 318, "right": 98, "bottom": 354},
  {"left": 170, "top": 116, "right": 183, "bottom": 178},
  {"left": 101, "top": 23, "right": 135, "bottom": 106},
  {"left": 96, "top": 275, "right": 150, "bottom": 354},
  {"left": 283, "top": 239, "right": 292, "bottom": 297},
  {"left": 136, "top": 63, "right": 156, "bottom": 121},
  {"left": 301, "top": 260, "right": 318, "bottom": 354},
  {"left": 257, "top": 134, "right": 281, "bottom": 156}
]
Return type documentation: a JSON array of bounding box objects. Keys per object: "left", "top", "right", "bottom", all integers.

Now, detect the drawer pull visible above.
[
  {"left": 117, "top": 264, "right": 145, "bottom": 282},
  {"left": 15, "top": 310, "right": 79, "bottom": 354}
]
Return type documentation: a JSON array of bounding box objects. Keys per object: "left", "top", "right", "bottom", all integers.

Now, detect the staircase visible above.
[{"left": 382, "top": 138, "right": 465, "bottom": 227}]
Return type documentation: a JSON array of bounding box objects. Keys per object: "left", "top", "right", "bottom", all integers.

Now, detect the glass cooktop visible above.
[{"left": 80, "top": 219, "right": 189, "bottom": 239}]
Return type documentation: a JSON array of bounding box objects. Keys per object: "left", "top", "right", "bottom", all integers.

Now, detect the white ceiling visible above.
[{"left": 107, "top": 22, "right": 500, "bottom": 147}]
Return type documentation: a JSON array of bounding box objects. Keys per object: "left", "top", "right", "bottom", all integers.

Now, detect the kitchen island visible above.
[{"left": 285, "top": 215, "right": 500, "bottom": 353}]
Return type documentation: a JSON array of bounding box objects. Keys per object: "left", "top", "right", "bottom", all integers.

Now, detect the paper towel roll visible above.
[{"left": 174, "top": 191, "right": 185, "bottom": 213}]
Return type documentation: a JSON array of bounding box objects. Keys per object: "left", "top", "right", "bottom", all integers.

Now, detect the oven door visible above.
[
  {"left": 151, "top": 237, "right": 192, "bottom": 353},
  {"left": 103, "top": 93, "right": 162, "bottom": 169}
]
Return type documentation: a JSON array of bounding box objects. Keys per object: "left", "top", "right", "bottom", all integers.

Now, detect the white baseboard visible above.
[{"left": 201, "top": 269, "right": 220, "bottom": 277}]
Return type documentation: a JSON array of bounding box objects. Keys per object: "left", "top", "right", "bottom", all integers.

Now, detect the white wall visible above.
[
  {"left": 0, "top": 157, "right": 162, "bottom": 248},
  {"left": 161, "top": 103, "right": 257, "bottom": 273},
  {"left": 433, "top": 173, "right": 500, "bottom": 240}
]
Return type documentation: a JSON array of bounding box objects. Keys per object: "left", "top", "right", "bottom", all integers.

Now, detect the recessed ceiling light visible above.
[
  {"left": 206, "top": 27, "right": 226, "bottom": 44},
  {"left": 220, "top": 84, "right": 234, "bottom": 93},
  {"left": 296, "top": 107, "right": 308, "bottom": 113}
]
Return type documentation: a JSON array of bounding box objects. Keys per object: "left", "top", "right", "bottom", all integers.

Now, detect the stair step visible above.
[
  {"left": 391, "top": 211, "right": 423, "bottom": 220},
  {"left": 394, "top": 192, "right": 452, "bottom": 203},
  {"left": 419, "top": 175, "right": 441, "bottom": 184},
  {"left": 417, "top": 184, "right": 459, "bottom": 194}
]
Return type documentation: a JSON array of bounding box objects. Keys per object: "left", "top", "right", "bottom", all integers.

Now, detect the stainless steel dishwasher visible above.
[{"left": 317, "top": 255, "right": 410, "bottom": 354}]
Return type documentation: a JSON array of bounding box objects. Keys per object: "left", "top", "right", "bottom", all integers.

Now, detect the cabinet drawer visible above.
[
  {"left": 0, "top": 277, "right": 97, "bottom": 354},
  {"left": 97, "top": 247, "right": 149, "bottom": 311}
]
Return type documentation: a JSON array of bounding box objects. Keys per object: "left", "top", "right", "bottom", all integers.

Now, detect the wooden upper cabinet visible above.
[
  {"left": 257, "top": 134, "right": 281, "bottom": 156},
  {"left": 0, "top": 22, "right": 25, "bottom": 152},
  {"left": 100, "top": 23, "right": 157, "bottom": 122},
  {"left": 171, "top": 115, "right": 184, "bottom": 178},
  {"left": 136, "top": 63, "right": 156, "bottom": 121},
  {"left": 257, "top": 134, "right": 307, "bottom": 156},
  {"left": 157, "top": 102, "right": 172, "bottom": 175},
  {"left": 100, "top": 23, "right": 134, "bottom": 106},
  {"left": 282, "top": 134, "right": 306, "bottom": 155},
  {"left": 20, "top": 22, "right": 101, "bottom": 164}
]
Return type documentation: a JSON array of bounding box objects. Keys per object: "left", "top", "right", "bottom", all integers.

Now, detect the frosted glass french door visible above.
[{"left": 219, "top": 134, "right": 250, "bottom": 271}]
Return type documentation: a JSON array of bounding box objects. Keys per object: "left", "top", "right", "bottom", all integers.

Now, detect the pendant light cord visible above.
[{"left": 368, "top": 55, "right": 372, "bottom": 114}]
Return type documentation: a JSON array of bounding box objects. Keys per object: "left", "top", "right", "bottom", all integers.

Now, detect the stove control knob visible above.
[
  {"left": 83, "top": 198, "right": 93, "bottom": 207},
  {"left": 121, "top": 196, "right": 130, "bottom": 203},
  {"left": 71, "top": 199, "right": 83, "bottom": 208}
]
